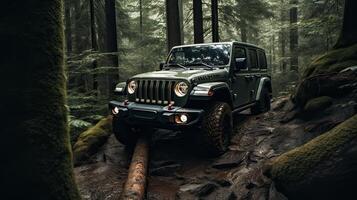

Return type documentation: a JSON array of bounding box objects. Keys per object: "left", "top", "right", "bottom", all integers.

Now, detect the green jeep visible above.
[{"left": 109, "top": 42, "right": 272, "bottom": 155}]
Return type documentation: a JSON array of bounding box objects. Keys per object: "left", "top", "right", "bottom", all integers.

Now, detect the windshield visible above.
[{"left": 167, "top": 44, "right": 231, "bottom": 67}]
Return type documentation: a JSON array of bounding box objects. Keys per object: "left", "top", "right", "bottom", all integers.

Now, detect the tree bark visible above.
[
  {"left": 105, "top": 0, "right": 119, "bottom": 95},
  {"left": 335, "top": 0, "right": 357, "bottom": 48},
  {"left": 211, "top": 0, "right": 219, "bottom": 42},
  {"left": 280, "top": 0, "right": 287, "bottom": 72},
  {"left": 74, "top": 0, "right": 82, "bottom": 53},
  {"left": 240, "top": 20, "right": 247, "bottom": 43},
  {"left": 1, "top": 1, "right": 80, "bottom": 199},
  {"left": 139, "top": 0, "right": 144, "bottom": 72},
  {"left": 193, "top": 0, "right": 204, "bottom": 44},
  {"left": 90, "top": 0, "right": 98, "bottom": 51},
  {"left": 65, "top": 0, "right": 72, "bottom": 54},
  {"left": 289, "top": 0, "right": 298, "bottom": 72},
  {"left": 166, "top": 0, "right": 182, "bottom": 52}
]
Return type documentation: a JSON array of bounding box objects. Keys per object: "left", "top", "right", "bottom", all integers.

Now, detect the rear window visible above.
[
  {"left": 258, "top": 50, "right": 267, "bottom": 69},
  {"left": 248, "top": 49, "right": 258, "bottom": 69}
]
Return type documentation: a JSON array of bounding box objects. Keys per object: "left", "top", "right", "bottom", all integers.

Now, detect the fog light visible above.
[
  {"left": 180, "top": 114, "right": 188, "bottom": 123},
  {"left": 175, "top": 114, "right": 188, "bottom": 124},
  {"left": 112, "top": 107, "right": 119, "bottom": 115}
]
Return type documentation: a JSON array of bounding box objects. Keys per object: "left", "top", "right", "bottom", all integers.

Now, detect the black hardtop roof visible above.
[{"left": 173, "top": 41, "right": 265, "bottom": 52}]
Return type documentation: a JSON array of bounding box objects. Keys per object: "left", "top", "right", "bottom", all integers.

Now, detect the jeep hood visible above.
[{"left": 131, "top": 68, "right": 229, "bottom": 84}]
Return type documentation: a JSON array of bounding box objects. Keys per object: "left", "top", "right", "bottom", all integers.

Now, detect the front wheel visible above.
[
  {"left": 112, "top": 117, "right": 138, "bottom": 148},
  {"left": 199, "top": 102, "right": 233, "bottom": 156}
]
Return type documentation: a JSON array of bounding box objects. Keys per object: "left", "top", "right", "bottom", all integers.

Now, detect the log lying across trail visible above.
[{"left": 120, "top": 136, "right": 150, "bottom": 200}]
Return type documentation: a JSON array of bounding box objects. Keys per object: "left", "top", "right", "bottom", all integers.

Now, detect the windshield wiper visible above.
[
  {"left": 164, "top": 63, "right": 188, "bottom": 69},
  {"left": 188, "top": 62, "right": 214, "bottom": 69}
]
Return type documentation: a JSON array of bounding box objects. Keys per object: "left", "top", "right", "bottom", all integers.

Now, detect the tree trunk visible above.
[
  {"left": 178, "top": 0, "right": 184, "bottom": 43},
  {"left": 280, "top": 0, "right": 287, "bottom": 72},
  {"left": 105, "top": 0, "right": 119, "bottom": 96},
  {"left": 65, "top": 0, "right": 72, "bottom": 54},
  {"left": 74, "top": 0, "right": 82, "bottom": 53},
  {"left": 240, "top": 20, "right": 247, "bottom": 42},
  {"left": 1, "top": 1, "right": 80, "bottom": 199},
  {"left": 139, "top": 0, "right": 144, "bottom": 72},
  {"left": 211, "top": 0, "right": 219, "bottom": 42},
  {"left": 289, "top": 0, "right": 298, "bottom": 72},
  {"left": 335, "top": 0, "right": 357, "bottom": 48},
  {"left": 267, "top": 114, "right": 357, "bottom": 200},
  {"left": 166, "top": 0, "right": 182, "bottom": 52},
  {"left": 193, "top": 0, "right": 204, "bottom": 44},
  {"left": 90, "top": 0, "right": 98, "bottom": 51}
]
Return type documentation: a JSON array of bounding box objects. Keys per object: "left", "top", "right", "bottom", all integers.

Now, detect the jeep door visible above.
[{"left": 231, "top": 45, "right": 250, "bottom": 107}]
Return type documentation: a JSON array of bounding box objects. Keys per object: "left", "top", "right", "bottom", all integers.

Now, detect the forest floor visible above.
[{"left": 74, "top": 93, "right": 356, "bottom": 200}]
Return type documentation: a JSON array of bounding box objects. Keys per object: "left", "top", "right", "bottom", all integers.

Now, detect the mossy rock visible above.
[
  {"left": 73, "top": 116, "right": 112, "bottom": 165},
  {"left": 267, "top": 114, "right": 357, "bottom": 199},
  {"left": 303, "top": 96, "right": 333, "bottom": 113},
  {"left": 303, "top": 43, "right": 357, "bottom": 79}
]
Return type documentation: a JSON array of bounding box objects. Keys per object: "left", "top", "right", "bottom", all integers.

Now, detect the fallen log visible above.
[{"left": 120, "top": 136, "right": 150, "bottom": 200}]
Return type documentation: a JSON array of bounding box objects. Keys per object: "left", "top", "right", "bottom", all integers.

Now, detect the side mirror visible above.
[
  {"left": 159, "top": 62, "right": 166, "bottom": 70},
  {"left": 114, "top": 82, "right": 127, "bottom": 96},
  {"left": 235, "top": 58, "right": 247, "bottom": 72}
]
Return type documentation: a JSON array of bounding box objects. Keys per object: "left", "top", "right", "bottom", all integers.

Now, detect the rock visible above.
[
  {"left": 303, "top": 96, "right": 333, "bottom": 113},
  {"left": 212, "top": 151, "right": 247, "bottom": 169},
  {"left": 268, "top": 183, "right": 288, "bottom": 200},
  {"left": 280, "top": 109, "right": 299, "bottom": 123},
  {"left": 73, "top": 117, "right": 112, "bottom": 166},
  {"left": 150, "top": 164, "right": 182, "bottom": 177},
  {"left": 179, "top": 182, "right": 218, "bottom": 197},
  {"left": 294, "top": 70, "right": 357, "bottom": 108}
]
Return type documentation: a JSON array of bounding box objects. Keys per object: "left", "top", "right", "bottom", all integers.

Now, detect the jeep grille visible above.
[{"left": 134, "top": 80, "right": 177, "bottom": 105}]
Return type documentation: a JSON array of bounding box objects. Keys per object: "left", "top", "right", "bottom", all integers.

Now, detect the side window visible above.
[
  {"left": 234, "top": 47, "right": 246, "bottom": 59},
  {"left": 258, "top": 50, "right": 267, "bottom": 69},
  {"left": 248, "top": 49, "right": 258, "bottom": 69}
]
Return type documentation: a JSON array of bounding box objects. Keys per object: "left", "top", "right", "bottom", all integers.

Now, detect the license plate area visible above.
[{"left": 131, "top": 109, "right": 158, "bottom": 120}]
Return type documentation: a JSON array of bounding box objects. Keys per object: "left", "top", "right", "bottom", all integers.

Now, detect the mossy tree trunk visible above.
[
  {"left": 0, "top": 1, "right": 80, "bottom": 199},
  {"left": 335, "top": 0, "right": 357, "bottom": 48},
  {"left": 266, "top": 114, "right": 357, "bottom": 200}
]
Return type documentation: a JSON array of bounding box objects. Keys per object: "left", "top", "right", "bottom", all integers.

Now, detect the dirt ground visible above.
[{"left": 75, "top": 95, "right": 356, "bottom": 200}]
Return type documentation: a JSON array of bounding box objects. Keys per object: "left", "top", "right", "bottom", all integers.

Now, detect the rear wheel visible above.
[
  {"left": 251, "top": 88, "right": 271, "bottom": 114},
  {"left": 199, "top": 102, "right": 233, "bottom": 156}
]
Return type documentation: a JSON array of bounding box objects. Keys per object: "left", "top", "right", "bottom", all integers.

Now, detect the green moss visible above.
[
  {"left": 270, "top": 114, "right": 357, "bottom": 184},
  {"left": 303, "top": 44, "right": 357, "bottom": 78},
  {"left": 1, "top": 1, "right": 81, "bottom": 199},
  {"left": 303, "top": 96, "right": 333, "bottom": 113},
  {"left": 73, "top": 117, "right": 112, "bottom": 164}
]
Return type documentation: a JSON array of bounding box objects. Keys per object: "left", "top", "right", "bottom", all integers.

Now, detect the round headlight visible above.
[
  {"left": 127, "top": 80, "right": 137, "bottom": 94},
  {"left": 174, "top": 82, "right": 189, "bottom": 97}
]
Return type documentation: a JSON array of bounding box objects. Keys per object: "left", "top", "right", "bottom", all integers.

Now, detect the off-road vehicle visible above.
[{"left": 109, "top": 42, "right": 272, "bottom": 155}]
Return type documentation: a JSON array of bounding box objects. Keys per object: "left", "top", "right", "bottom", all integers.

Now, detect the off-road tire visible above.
[
  {"left": 200, "top": 102, "right": 233, "bottom": 156},
  {"left": 112, "top": 117, "right": 138, "bottom": 148},
  {"left": 251, "top": 88, "right": 271, "bottom": 114}
]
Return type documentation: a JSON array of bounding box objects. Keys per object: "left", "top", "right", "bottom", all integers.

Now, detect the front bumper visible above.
[{"left": 109, "top": 101, "right": 204, "bottom": 129}]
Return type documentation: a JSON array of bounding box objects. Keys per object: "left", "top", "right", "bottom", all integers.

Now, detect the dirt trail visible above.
[{"left": 75, "top": 95, "right": 356, "bottom": 200}]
